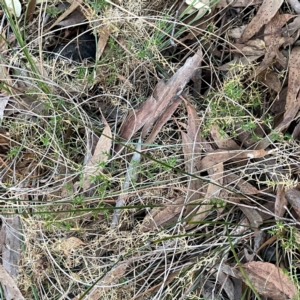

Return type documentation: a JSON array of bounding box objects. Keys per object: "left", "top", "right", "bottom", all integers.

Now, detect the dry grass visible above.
[{"left": 1, "top": 0, "right": 300, "bottom": 299}]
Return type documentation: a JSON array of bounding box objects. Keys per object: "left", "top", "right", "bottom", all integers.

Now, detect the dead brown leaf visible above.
[
  {"left": 210, "top": 125, "right": 240, "bottom": 150},
  {"left": 0, "top": 264, "right": 25, "bottom": 300},
  {"left": 141, "top": 197, "right": 184, "bottom": 232},
  {"left": 240, "top": 206, "right": 263, "bottom": 229},
  {"left": 60, "top": 237, "right": 85, "bottom": 256},
  {"left": 141, "top": 50, "right": 201, "bottom": 139},
  {"left": 228, "top": 25, "right": 247, "bottom": 39},
  {"left": 240, "top": 0, "right": 283, "bottom": 43},
  {"left": 46, "top": 0, "right": 83, "bottom": 32},
  {"left": 81, "top": 120, "right": 112, "bottom": 192},
  {"left": 181, "top": 99, "right": 205, "bottom": 169},
  {"left": 213, "top": 271, "right": 235, "bottom": 300},
  {"left": 185, "top": 163, "right": 223, "bottom": 230},
  {"left": 237, "top": 261, "right": 297, "bottom": 299},
  {"left": 26, "top": 0, "right": 36, "bottom": 21},
  {"left": 84, "top": 261, "right": 130, "bottom": 299},
  {"left": 225, "top": 174, "right": 260, "bottom": 195},
  {"left": 254, "top": 13, "right": 295, "bottom": 76},
  {"left": 145, "top": 97, "right": 182, "bottom": 145},
  {"left": 259, "top": 69, "right": 282, "bottom": 93},
  {"left": 180, "top": 100, "right": 210, "bottom": 217},
  {"left": 132, "top": 269, "right": 181, "bottom": 299},
  {"left": 264, "top": 14, "right": 295, "bottom": 47},
  {"left": 117, "top": 48, "right": 202, "bottom": 152},
  {"left": 231, "top": 43, "right": 266, "bottom": 56},
  {"left": 276, "top": 47, "right": 300, "bottom": 131},
  {"left": 200, "top": 149, "right": 269, "bottom": 171},
  {"left": 271, "top": 87, "right": 287, "bottom": 115},
  {"left": 96, "top": 26, "right": 111, "bottom": 61},
  {"left": 56, "top": 8, "right": 86, "bottom": 27},
  {"left": 283, "top": 15, "right": 300, "bottom": 39}
]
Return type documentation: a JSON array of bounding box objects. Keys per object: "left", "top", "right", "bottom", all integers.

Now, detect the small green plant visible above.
[
  {"left": 7, "top": 146, "right": 21, "bottom": 159},
  {"left": 224, "top": 80, "right": 244, "bottom": 100},
  {"left": 87, "top": 0, "right": 109, "bottom": 12},
  {"left": 45, "top": 7, "right": 63, "bottom": 17},
  {"left": 203, "top": 75, "right": 266, "bottom": 139},
  {"left": 40, "top": 135, "right": 50, "bottom": 146}
]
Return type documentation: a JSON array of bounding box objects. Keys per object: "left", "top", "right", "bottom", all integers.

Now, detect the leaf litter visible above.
[{"left": 2, "top": 0, "right": 300, "bottom": 299}]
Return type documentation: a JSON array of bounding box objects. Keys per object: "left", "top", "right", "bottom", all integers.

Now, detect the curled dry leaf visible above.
[
  {"left": 228, "top": 25, "right": 247, "bottom": 39},
  {"left": 246, "top": 39, "right": 265, "bottom": 50},
  {"left": 60, "top": 237, "right": 85, "bottom": 256},
  {"left": 237, "top": 261, "right": 297, "bottom": 299},
  {"left": 240, "top": 0, "right": 283, "bottom": 43},
  {"left": 254, "top": 13, "right": 295, "bottom": 77},
  {"left": 231, "top": 43, "right": 265, "bottom": 56},
  {"left": 200, "top": 149, "right": 268, "bottom": 171}
]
